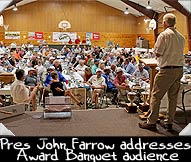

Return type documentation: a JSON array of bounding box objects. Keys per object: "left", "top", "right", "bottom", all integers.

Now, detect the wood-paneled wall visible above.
[
  {"left": 1, "top": 0, "right": 137, "bottom": 33},
  {"left": 0, "top": 0, "right": 189, "bottom": 52},
  {"left": 136, "top": 12, "right": 188, "bottom": 53},
  {"left": 0, "top": 31, "right": 139, "bottom": 48}
]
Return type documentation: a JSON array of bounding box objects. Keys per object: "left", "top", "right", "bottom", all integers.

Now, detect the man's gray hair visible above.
[{"left": 163, "top": 13, "right": 176, "bottom": 27}]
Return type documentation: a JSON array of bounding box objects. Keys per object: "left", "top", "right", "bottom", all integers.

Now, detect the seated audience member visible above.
[
  {"left": 91, "top": 59, "right": 99, "bottom": 75},
  {"left": 108, "top": 52, "right": 117, "bottom": 65},
  {"left": 10, "top": 69, "right": 39, "bottom": 111},
  {"left": 130, "top": 56, "right": 138, "bottom": 66},
  {"left": 134, "top": 53, "right": 142, "bottom": 63},
  {"left": 116, "top": 57, "right": 124, "bottom": 67},
  {"left": 123, "top": 58, "right": 136, "bottom": 75},
  {"left": 87, "top": 68, "right": 106, "bottom": 108},
  {"left": 44, "top": 66, "right": 66, "bottom": 87},
  {"left": 25, "top": 68, "right": 40, "bottom": 87},
  {"left": 45, "top": 56, "right": 55, "bottom": 69},
  {"left": 113, "top": 67, "right": 131, "bottom": 97},
  {"left": 43, "top": 66, "right": 67, "bottom": 106},
  {"left": 183, "top": 59, "right": 191, "bottom": 74},
  {"left": 102, "top": 66, "right": 118, "bottom": 104},
  {"left": 84, "top": 67, "right": 93, "bottom": 82},
  {"left": 110, "top": 64, "right": 117, "bottom": 81},
  {"left": 25, "top": 67, "right": 44, "bottom": 104},
  {"left": 74, "top": 59, "right": 87, "bottom": 78},
  {"left": 86, "top": 53, "right": 95, "bottom": 67},
  {"left": 132, "top": 63, "right": 149, "bottom": 82},
  {"left": 34, "top": 60, "right": 45, "bottom": 83},
  {"left": 53, "top": 59, "right": 62, "bottom": 72},
  {"left": 8, "top": 55, "right": 16, "bottom": 67},
  {"left": 50, "top": 71, "right": 83, "bottom": 107},
  {"left": 98, "top": 60, "right": 106, "bottom": 71}
]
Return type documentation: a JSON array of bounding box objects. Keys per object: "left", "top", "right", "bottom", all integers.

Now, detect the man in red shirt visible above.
[{"left": 113, "top": 67, "right": 131, "bottom": 97}]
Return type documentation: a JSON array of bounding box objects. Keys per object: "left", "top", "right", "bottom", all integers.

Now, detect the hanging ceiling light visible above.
[
  {"left": 146, "top": 0, "right": 152, "bottom": 10},
  {"left": 124, "top": 7, "right": 129, "bottom": 14},
  {"left": 13, "top": 5, "right": 18, "bottom": 11}
]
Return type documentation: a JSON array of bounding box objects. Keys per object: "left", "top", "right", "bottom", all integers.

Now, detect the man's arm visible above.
[
  {"left": 58, "top": 72, "right": 67, "bottom": 82},
  {"left": 44, "top": 74, "right": 51, "bottom": 87},
  {"left": 153, "top": 33, "right": 166, "bottom": 57}
]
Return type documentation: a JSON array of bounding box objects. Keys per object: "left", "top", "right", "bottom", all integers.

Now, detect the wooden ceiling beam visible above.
[
  {"left": 162, "top": 0, "right": 191, "bottom": 51},
  {"left": 121, "top": 0, "right": 159, "bottom": 41},
  {"left": 6, "top": 0, "right": 24, "bottom": 9},
  {"left": 162, "top": 0, "right": 191, "bottom": 16},
  {"left": 121, "top": 0, "right": 158, "bottom": 19}
]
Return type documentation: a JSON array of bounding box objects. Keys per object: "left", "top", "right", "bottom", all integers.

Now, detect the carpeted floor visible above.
[{"left": 1, "top": 107, "right": 190, "bottom": 136}]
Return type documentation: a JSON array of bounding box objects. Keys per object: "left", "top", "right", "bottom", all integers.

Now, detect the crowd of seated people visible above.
[{"left": 0, "top": 41, "right": 155, "bottom": 109}]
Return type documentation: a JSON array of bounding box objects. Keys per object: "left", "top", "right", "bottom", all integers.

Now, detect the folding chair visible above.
[
  {"left": 86, "top": 88, "right": 107, "bottom": 109},
  {"left": 116, "top": 89, "right": 129, "bottom": 108}
]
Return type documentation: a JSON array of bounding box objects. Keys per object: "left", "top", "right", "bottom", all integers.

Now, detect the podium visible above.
[
  {"left": 139, "top": 59, "right": 165, "bottom": 119},
  {"left": 139, "top": 58, "right": 157, "bottom": 97}
]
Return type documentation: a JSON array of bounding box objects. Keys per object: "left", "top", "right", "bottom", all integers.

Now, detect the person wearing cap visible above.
[
  {"left": 87, "top": 68, "right": 106, "bottom": 108},
  {"left": 10, "top": 69, "right": 39, "bottom": 111},
  {"left": 25, "top": 67, "right": 40, "bottom": 87},
  {"left": 103, "top": 66, "right": 118, "bottom": 104},
  {"left": 91, "top": 59, "right": 100, "bottom": 75},
  {"left": 113, "top": 67, "right": 131, "bottom": 97},
  {"left": 132, "top": 63, "right": 149, "bottom": 82},
  {"left": 25, "top": 67, "right": 44, "bottom": 104}
]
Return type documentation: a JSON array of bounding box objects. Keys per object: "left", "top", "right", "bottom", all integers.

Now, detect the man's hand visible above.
[
  {"left": 156, "top": 53, "right": 161, "bottom": 57},
  {"left": 35, "top": 84, "right": 40, "bottom": 90}
]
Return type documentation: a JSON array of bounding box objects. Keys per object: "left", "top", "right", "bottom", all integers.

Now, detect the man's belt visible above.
[{"left": 160, "top": 66, "right": 182, "bottom": 69}]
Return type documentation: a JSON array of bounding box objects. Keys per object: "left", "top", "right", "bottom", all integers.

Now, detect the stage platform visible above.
[{"left": 1, "top": 108, "right": 189, "bottom": 136}]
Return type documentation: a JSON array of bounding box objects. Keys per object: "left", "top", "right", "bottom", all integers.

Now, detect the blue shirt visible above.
[
  {"left": 44, "top": 71, "right": 66, "bottom": 87},
  {"left": 123, "top": 62, "right": 136, "bottom": 75},
  {"left": 102, "top": 74, "right": 116, "bottom": 90}
]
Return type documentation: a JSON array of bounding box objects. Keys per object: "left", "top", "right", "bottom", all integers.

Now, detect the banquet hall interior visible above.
[{"left": 0, "top": 0, "right": 191, "bottom": 136}]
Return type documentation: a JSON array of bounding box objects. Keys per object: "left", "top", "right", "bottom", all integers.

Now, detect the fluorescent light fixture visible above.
[
  {"left": 0, "top": 0, "right": 13, "bottom": 12},
  {"left": 124, "top": 7, "right": 129, "bottom": 14},
  {"left": 146, "top": 0, "right": 152, "bottom": 10},
  {"left": 13, "top": 5, "right": 18, "bottom": 11}
]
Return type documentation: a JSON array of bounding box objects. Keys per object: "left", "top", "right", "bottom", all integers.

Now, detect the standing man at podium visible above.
[{"left": 139, "top": 13, "right": 185, "bottom": 131}]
